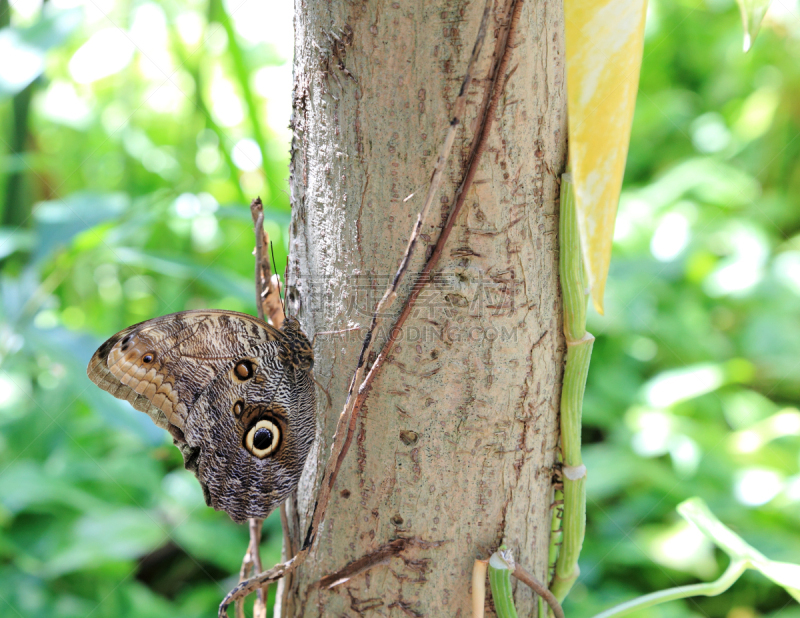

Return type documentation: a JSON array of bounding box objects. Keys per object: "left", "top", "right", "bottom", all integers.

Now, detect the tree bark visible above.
[{"left": 283, "top": 0, "right": 566, "bottom": 615}]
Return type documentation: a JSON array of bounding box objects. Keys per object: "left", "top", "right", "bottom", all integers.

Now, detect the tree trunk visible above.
[{"left": 282, "top": 0, "right": 566, "bottom": 615}]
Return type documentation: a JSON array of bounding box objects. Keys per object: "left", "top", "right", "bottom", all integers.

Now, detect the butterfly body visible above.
[{"left": 87, "top": 310, "right": 316, "bottom": 522}]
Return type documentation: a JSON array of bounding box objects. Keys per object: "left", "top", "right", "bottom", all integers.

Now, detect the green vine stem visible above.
[
  {"left": 590, "top": 559, "right": 748, "bottom": 618},
  {"left": 489, "top": 548, "right": 519, "bottom": 618},
  {"left": 559, "top": 174, "right": 587, "bottom": 342},
  {"left": 544, "top": 461, "right": 565, "bottom": 618},
  {"left": 590, "top": 497, "right": 800, "bottom": 616},
  {"left": 547, "top": 478, "right": 565, "bottom": 584},
  {"left": 550, "top": 172, "right": 594, "bottom": 605}
]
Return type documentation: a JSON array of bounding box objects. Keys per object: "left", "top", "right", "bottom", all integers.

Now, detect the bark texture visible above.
[{"left": 283, "top": 0, "right": 567, "bottom": 615}]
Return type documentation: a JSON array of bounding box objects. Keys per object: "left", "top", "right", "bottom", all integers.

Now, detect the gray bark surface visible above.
[{"left": 283, "top": 0, "right": 567, "bottom": 615}]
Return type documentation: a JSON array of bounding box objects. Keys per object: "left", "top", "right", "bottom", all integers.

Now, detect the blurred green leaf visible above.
[
  {"left": 113, "top": 248, "right": 252, "bottom": 301},
  {"left": 42, "top": 508, "right": 168, "bottom": 577},
  {"left": 0, "top": 28, "right": 45, "bottom": 97},
  {"left": 633, "top": 158, "right": 761, "bottom": 211},
  {"left": 33, "top": 193, "right": 128, "bottom": 263},
  {"left": 0, "top": 461, "right": 106, "bottom": 514},
  {"left": 0, "top": 227, "right": 35, "bottom": 259},
  {"left": 0, "top": 8, "right": 81, "bottom": 98},
  {"left": 170, "top": 516, "right": 255, "bottom": 573}
]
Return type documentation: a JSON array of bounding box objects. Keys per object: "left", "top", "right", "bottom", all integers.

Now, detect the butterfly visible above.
[{"left": 87, "top": 310, "right": 315, "bottom": 523}]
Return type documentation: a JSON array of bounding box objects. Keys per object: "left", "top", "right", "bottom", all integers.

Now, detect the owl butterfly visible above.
[{"left": 87, "top": 310, "right": 315, "bottom": 523}]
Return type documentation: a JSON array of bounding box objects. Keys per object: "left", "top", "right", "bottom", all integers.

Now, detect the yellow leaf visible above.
[{"left": 565, "top": 0, "right": 648, "bottom": 314}]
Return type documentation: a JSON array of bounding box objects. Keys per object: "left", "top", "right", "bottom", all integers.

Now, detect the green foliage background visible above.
[{"left": 0, "top": 0, "right": 798, "bottom": 617}]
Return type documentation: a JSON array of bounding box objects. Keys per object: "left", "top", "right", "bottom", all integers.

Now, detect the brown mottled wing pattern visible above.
[
  {"left": 187, "top": 330, "right": 317, "bottom": 521},
  {"left": 87, "top": 310, "right": 280, "bottom": 433},
  {"left": 87, "top": 310, "right": 317, "bottom": 522}
]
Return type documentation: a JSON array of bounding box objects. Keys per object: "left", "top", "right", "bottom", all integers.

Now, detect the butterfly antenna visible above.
[{"left": 269, "top": 241, "right": 285, "bottom": 319}]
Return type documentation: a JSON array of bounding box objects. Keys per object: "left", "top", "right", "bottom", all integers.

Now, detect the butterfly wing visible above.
[
  {"left": 187, "top": 344, "right": 317, "bottom": 521},
  {"left": 87, "top": 310, "right": 282, "bottom": 432},
  {"left": 87, "top": 310, "right": 316, "bottom": 520}
]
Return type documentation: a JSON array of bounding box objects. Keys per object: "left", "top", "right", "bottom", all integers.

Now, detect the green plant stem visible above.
[
  {"left": 2, "top": 0, "right": 49, "bottom": 230},
  {"left": 560, "top": 337, "right": 593, "bottom": 467},
  {"left": 489, "top": 551, "right": 519, "bottom": 618},
  {"left": 590, "top": 559, "right": 748, "bottom": 618},
  {"left": 3, "top": 83, "right": 35, "bottom": 228},
  {"left": 551, "top": 474, "right": 586, "bottom": 601},
  {"left": 0, "top": 0, "right": 10, "bottom": 27},
  {"left": 547, "top": 479, "right": 564, "bottom": 584},
  {"left": 546, "top": 459, "right": 565, "bottom": 613},
  {"left": 551, "top": 172, "right": 593, "bottom": 604},
  {"left": 558, "top": 173, "right": 586, "bottom": 342}
]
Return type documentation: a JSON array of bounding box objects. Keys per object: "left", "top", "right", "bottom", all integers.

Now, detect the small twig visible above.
[
  {"left": 235, "top": 517, "right": 265, "bottom": 617},
  {"left": 489, "top": 549, "right": 519, "bottom": 618},
  {"left": 235, "top": 576, "right": 246, "bottom": 618},
  {"left": 233, "top": 198, "right": 285, "bottom": 617},
  {"left": 251, "top": 198, "right": 268, "bottom": 322},
  {"left": 489, "top": 548, "right": 564, "bottom": 618},
  {"left": 513, "top": 565, "right": 565, "bottom": 618},
  {"left": 249, "top": 518, "right": 267, "bottom": 618},
  {"left": 250, "top": 197, "right": 284, "bottom": 328},
  {"left": 220, "top": 555, "right": 300, "bottom": 616},
  {"left": 551, "top": 174, "right": 593, "bottom": 603},
  {"left": 280, "top": 501, "right": 296, "bottom": 558}
]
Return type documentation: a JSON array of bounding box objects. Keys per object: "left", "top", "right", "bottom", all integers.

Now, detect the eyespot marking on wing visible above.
[
  {"left": 244, "top": 419, "right": 281, "bottom": 458},
  {"left": 233, "top": 359, "right": 255, "bottom": 381}
]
